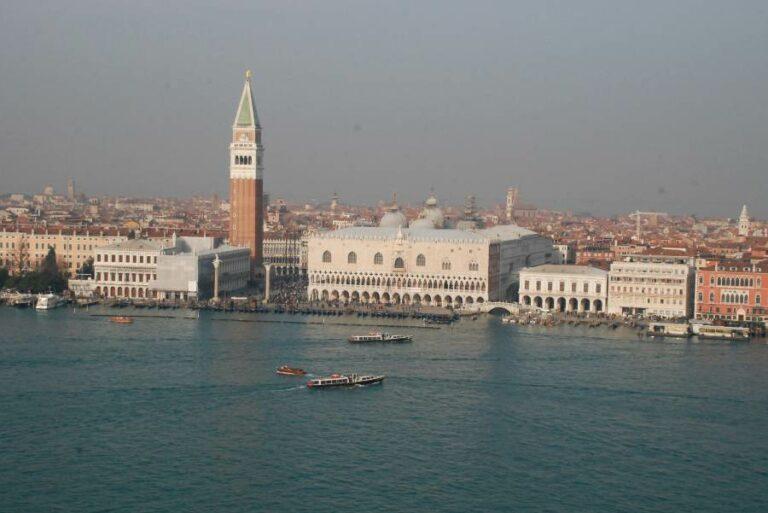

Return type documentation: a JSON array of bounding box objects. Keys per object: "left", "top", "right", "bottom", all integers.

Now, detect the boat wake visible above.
[{"left": 271, "top": 385, "right": 306, "bottom": 393}]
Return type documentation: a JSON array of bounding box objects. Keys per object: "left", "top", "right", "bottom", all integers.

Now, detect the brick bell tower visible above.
[{"left": 229, "top": 70, "right": 264, "bottom": 277}]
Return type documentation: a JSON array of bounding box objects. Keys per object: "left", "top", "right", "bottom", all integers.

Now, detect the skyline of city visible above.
[
  {"left": 3, "top": 5, "right": 768, "bottom": 512},
  {"left": 2, "top": 2, "right": 768, "bottom": 217}
]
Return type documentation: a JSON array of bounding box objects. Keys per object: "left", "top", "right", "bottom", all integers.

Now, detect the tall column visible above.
[
  {"left": 264, "top": 264, "right": 272, "bottom": 303},
  {"left": 213, "top": 255, "right": 221, "bottom": 300}
]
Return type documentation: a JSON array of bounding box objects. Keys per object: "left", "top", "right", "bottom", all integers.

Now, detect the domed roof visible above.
[
  {"left": 379, "top": 193, "right": 408, "bottom": 228},
  {"left": 380, "top": 210, "right": 407, "bottom": 228},
  {"left": 413, "top": 192, "right": 444, "bottom": 229}
]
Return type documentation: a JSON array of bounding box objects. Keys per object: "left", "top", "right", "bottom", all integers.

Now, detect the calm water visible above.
[{"left": 1, "top": 308, "right": 767, "bottom": 513}]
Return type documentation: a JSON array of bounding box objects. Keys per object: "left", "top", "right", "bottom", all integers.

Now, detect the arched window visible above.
[
  {"left": 757, "top": 294, "right": 761, "bottom": 305},
  {"left": 347, "top": 251, "right": 357, "bottom": 264},
  {"left": 709, "top": 292, "right": 714, "bottom": 302},
  {"left": 374, "top": 252, "right": 383, "bottom": 265},
  {"left": 469, "top": 261, "right": 479, "bottom": 271},
  {"left": 416, "top": 254, "right": 426, "bottom": 266},
  {"left": 322, "top": 251, "right": 332, "bottom": 263},
  {"left": 394, "top": 257, "right": 404, "bottom": 269},
  {"left": 442, "top": 260, "right": 451, "bottom": 271}
]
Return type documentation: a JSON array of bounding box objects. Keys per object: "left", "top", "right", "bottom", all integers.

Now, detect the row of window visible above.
[
  {"left": 322, "top": 251, "right": 479, "bottom": 272},
  {"left": 0, "top": 242, "right": 98, "bottom": 251},
  {"left": 97, "top": 253, "right": 157, "bottom": 264},
  {"left": 96, "top": 272, "right": 156, "bottom": 283},
  {"left": 611, "top": 267, "right": 688, "bottom": 275},
  {"left": 610, "top": 276, "right": 685, "bottom": 284},
  {"left": 697, "top": 292, "right": 761, "bottom": 305},
  {"left": 611, "top": 286, "right": 684, "bottom": 296},
  {"left": 235, "top": 155, "right": 253, "bottom": 165},
  {"left": 701, "top": 275, "right": 762, "bottom": 287}
]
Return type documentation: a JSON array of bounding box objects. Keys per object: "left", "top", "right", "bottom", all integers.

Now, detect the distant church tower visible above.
[
  {"left": 738, "top": 205, "right": 751, "bottom": 236},
  {"left": 229, "top": 70, "right": 264, "bottom": 275}
]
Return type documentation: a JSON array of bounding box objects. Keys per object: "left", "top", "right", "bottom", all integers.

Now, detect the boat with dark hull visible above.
[
  {"left": 276, "top": 365, "right": 307, "bottom": 376},
  {"left": 307, "top": 373, "right": 385, "bottom": 389}
]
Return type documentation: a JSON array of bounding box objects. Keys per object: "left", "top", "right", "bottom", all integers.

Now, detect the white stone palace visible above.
[
  {"left": 306, "top": 198, "right": 554, "bottom": 307},
  {"left": 519, "top": 264, "right": 608, "bottom": 313}
]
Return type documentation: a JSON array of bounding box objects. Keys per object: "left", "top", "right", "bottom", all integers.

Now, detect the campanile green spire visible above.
[{"left": 234, "top": 70, "right": 260, "bottom": 128}]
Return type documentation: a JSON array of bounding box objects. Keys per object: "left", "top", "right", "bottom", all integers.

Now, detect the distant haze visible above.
[{"left": 1, "top": 1, "right": 766, "bottom": 217}]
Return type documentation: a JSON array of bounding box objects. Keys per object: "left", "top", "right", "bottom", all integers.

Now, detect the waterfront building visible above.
[
  {"left": 519, "top": 264, "right": 608, "bottom": 312},
  {"left": 263, "top": 233, "right": 305, "bottom": 276},
  {"left": 150, "top": 237, "right": 250, "bottom": 301},
  {"left": 306, "top": 213, "right": 554, "bottom": 306},
  {"left": 93, "top": 236, "right": 250, "bottom": 300},
  {"left": 607, "top": 251, "right": 695, "bottom": 318},
  {"left": 93, "top": 239, "right": 162, "bottom": 298},
  {"left": 0, "top": 228, "right": 127, "bottom": 276},
  {"left": 694, "top": 259, "right": 767, "bottom": 325},
  {"left": 228, "top": 70, "right": 264, "bottom": 274}
]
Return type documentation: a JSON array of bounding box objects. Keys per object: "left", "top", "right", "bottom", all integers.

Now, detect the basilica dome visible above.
[
  {"left": 410, "top": 193, "right": 444, "bottom": 229},
  {"left": 379, "top": 194, "right": 408, "bottom": 228},
  {"left": 379, "top": 210, "right": 407, "bottom": 228}
]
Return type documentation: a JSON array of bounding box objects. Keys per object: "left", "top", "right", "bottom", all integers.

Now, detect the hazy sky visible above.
[{"left": 1, "top": 1, "right": 766, "bottom": 217}]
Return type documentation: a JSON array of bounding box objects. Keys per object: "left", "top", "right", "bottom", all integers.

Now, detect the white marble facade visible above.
[{"left": 307, "top": 225, "right": 554, "bottom": 307}]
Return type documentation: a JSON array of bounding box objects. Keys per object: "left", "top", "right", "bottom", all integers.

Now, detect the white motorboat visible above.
[{"left": 36, "top": 293, "right": 64, "bottom": 310}]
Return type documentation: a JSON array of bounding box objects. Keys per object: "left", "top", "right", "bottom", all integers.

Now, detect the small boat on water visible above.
[
  {"left": 696, "top": 325, "right": 750, "bottom": 341},
  {"left": 109, "top": 316, "right": 133, "bottom": 324},
  {"left": 307, "top": 373, "right": 385, "bottom": 389},
  {"left": 348, "top": 332, "right": 411, "bottom": 343},
  {"left": 276, "top": 365, "right": 307, "bottom": 376},
  {"left": 36, "top": 293, "right": 64, "bottom": 310}
]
